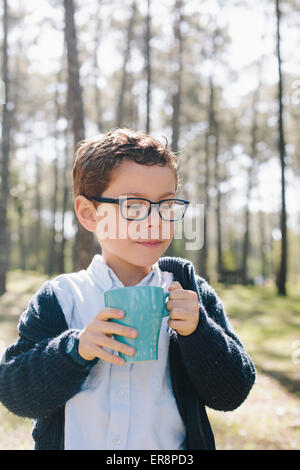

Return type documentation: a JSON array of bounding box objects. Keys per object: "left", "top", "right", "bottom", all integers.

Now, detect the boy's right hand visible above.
[{"left": 77, "top": 308, "right": 138, "bottom": 365}]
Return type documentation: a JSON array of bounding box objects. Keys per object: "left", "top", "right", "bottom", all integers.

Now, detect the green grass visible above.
[
  {"left": 206, "top": 280, "right": 300, "bottom": 450},
  {"left": 0, "top": 271, "right": 49, "bottom": 450},
  {"left": 207, "top": 373, "right": 300, "bottom": 450},
  {"left": 0, "top": 271, "right": 299, "bottom": 450},
  {"left": 213, "top": 280, "right": 300, "bottom": 398}
]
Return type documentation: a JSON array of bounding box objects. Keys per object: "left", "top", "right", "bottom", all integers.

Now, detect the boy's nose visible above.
[
  {"left": 146, "top": 207, "right": 166, "bottom": 239},
  {"left": 147, "top": 204, "right": 161, "bottom": 223}
]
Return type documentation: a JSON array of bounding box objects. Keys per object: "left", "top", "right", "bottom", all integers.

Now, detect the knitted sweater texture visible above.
[{"left": 0, "top": 256, "right": 256, "bottom": 450}]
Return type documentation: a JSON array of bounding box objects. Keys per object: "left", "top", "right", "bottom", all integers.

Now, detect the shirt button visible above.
[
  {"left": 112, "top": 436, "right": 121, "bottom": 445},
  {"left": 117, "top": 390, "right": 125, "bottom": 397}
]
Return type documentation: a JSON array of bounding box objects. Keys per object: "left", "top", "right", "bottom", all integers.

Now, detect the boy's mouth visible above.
[{"left": 136, "top": 240, "right": 162, "bottom": 247}]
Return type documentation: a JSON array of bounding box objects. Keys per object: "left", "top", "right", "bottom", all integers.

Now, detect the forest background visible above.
[{"left": 0, "top": 0, "right": 299, "bottom": 450}]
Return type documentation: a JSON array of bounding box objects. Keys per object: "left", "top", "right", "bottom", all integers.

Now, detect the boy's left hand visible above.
[{"left": 166, "top": 281, "right": 200, "bottom": 336}]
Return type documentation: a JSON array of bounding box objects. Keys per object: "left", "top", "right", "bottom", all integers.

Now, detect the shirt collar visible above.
[{"left": 87, "top": 254, "right": 162, "bottom": 290}]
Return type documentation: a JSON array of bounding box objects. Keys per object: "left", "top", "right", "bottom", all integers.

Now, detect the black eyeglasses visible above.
[{"left": 86, "top": 196, "right": 190, "bottom": 221}]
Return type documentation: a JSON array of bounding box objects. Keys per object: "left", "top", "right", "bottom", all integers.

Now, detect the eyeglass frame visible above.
[{"left": 85, "top": 196, "right": 190, "bottom": 221}]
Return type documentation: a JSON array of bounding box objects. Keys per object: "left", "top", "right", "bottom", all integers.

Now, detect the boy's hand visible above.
[
  {"left": 77, "top": 308, "right": 138, "bottom": 365},
  {"left": 166, "top": 281, "right": 200, "bottom": 336}
]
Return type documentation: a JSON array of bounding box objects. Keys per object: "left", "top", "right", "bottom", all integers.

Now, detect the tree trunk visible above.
[
  {"left": 34, "top": 154, "right": 42, "bottom": 271},
  {"left": 241, "top": 89, "right": 259, "bottom": 284},
  {"left": 198, "top": 77, "right": 214, "bottom": 281},
  {"left": 214, "top": 120, "right": 223, "bottom": 278},
  {"left": 16, "top": 199, "right": 26, "bottom": 271},
  {"left": 171, "top": 0, "right": 183, "bottom": 154},
  {"left": 116, "top": 0, "right": 137, "bottom": 127},
  {"left": 59, "top": 98, "right": 71, "bottom": 274},
  {"left": 46, "top": 71, "right": 62, "bottom": 275},
  {"left": 275, "top": 0, "right": 288, "bottom": 296},
  {"left": 165, "top": 0, "right": 184, "bottom": 259},
  {"left": 145, "top": 0, "right": 151, "bottom": 133},
  {"left": 259, "top": 210, "right": 268, "bottom": 280},
  {"left": 0, "top": 0, "right": 11, "bottom": 294},
  {"left": 64, "top": 0, "right": 94, "bottom": 271},
  {"left": 93, "top": 0, "right": 102, "bottom": 132}
]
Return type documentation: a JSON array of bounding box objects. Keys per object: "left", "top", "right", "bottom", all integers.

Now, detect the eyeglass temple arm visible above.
[
  {"left": 87, "top": 196, "right": 190, "bottom": 205},
  {"left": 87, "top": 196, "right": 120, "bottom": 204}
]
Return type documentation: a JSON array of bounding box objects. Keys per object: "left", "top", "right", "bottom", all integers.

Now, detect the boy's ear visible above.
[{"left": 74, "top": 195, "right": 97, "bottom": 232}]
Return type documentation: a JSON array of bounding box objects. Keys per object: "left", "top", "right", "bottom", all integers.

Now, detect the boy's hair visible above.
[{"left": 72, "top": 128, "right": 181, "bottom": 201}]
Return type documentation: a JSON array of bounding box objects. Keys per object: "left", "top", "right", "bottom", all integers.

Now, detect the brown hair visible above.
[{"left": 72, "top": 128, "right": 181, "bottom": 201}]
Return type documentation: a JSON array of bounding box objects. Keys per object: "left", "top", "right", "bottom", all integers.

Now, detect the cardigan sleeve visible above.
[
  {"left": 176, "top": 276, "right": 256, "bottom": 411},
  {"left": 0, "top": 282, "right": 93, "bottom": 420}
]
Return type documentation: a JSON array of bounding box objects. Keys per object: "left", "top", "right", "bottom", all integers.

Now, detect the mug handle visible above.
[{"left": 162, "top": 291, "right": 170, "bottom": 317}]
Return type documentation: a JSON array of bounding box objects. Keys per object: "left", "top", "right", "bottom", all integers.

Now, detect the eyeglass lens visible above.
[{"left": 121, "top": 199, "right": 186, "bottom": 221}]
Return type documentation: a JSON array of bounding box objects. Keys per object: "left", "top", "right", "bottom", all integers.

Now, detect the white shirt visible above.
[{"left": 50, "top": 254, "right": 186, "bottom": 450}]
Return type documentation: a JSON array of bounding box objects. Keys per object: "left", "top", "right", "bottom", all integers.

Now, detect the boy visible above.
[{"left": 0, "top": 128, "right": 256, "bottom": 450}]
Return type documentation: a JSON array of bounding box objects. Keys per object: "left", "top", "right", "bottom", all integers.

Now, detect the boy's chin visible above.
[{"left": 130, "top": 240, "right": 170, "bottom": 260}]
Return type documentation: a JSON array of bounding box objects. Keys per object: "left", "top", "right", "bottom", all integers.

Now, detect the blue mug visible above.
[{"left": 104, "top": 285, "right": 170, "bottom": 362}]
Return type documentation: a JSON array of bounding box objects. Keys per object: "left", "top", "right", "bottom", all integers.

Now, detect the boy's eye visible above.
[
  {"left": 120, "top": 198, "right": 187, "bottom": 221},
  {"left": 128, "top": 204, "right": 143, "bottom": 213},
  {"left": 128, "top": 203, "right": 144, "bottom": 209},
  {"left": 160, "top": 200, "right": 186, "bottom": 219},
  {"left": 160, "top": 201, "right": 174, "bottom": 209},
  {"left": 123, "top": 199, "right": 149, "bottom": 219}
]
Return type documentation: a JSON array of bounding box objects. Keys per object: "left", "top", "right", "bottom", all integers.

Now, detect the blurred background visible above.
[{"left": 0, "top": 0, "right": 299, "bottom": 450}]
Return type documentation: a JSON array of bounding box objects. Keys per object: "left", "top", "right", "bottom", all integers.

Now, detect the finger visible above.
[
  {"left": 166, "top": 299, "right": 198, "bottom": 311},
  {"left": 97, "top": 308, "right": 124, "bottom": 321},
  {"left": 168, "top": 281, "right": 183, "bottom": 291},
  {"left": 168, "top": 307, "right": 191, "bottom": 320},
  {"left": 96, "top": 319, "right": 138, "bottom": 339},
  {"left": 168, "top": 319, "right": 191, "bottom": 331},
  {"left": 90, "top": 344, "right": 125, "bottom": 366},
  {"left": 92, "top": 332, "right": 136, "bottom": 357},
  {"left": 168, "top": 288, "right": 198, "bottom": 300}
]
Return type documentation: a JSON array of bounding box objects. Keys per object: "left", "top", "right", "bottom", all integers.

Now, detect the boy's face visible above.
[{"left": 75, "top": 160, "right": 176, "bottom": 269}]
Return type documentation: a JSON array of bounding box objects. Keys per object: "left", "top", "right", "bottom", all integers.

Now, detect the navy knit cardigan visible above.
[{"left": 0, "top": 256, "right": 256, "bottom": 450}]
